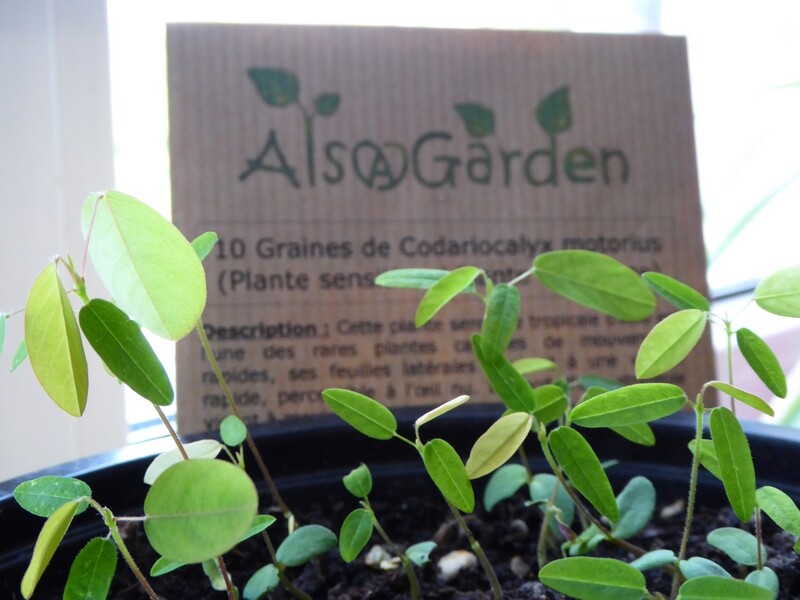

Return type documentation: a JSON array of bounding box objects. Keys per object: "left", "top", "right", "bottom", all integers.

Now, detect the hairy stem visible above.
[
  {"left": 447, "top": 503, "right": 502, "bottom": 600},
  {"left": 216, "top": 556, "right": 236, "bottom": 600},
  {"left": 365, "top": 498, "right": 421, "bottom": 600}
]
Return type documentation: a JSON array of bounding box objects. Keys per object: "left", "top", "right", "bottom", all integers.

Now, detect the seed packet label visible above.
[{"left": 168, "top": 24, "right": 712, "bottom": 433}]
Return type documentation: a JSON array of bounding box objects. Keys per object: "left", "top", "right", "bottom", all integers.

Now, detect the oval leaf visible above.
[
  {"left": 757, "top": 486, "right": 800, "bottom": 535},
  {"left": 144, "top": 459, "right": 258, "bottom": 563},
  {"left": 191, "top": 232, "right": 219, "bottom": 261},
  {"left": 707, "top": 527, "right": 766, "bottom": 566},
  {"left": 630, "top": 549, "right": 677, "bottom": 571},
  {"left": 64, "top": 537, "right": 117, "bottom": 600},
  {"left": 466, "top": 412, "right": 533, "bottom": 479},
  {"left": 472, "top": 335, "right": 536, "bottom": 412},
  {"left": 539, "top": 557, "right": 646, "bottom": 600},
  {"left": 150, "top": 556, "right": 184, "bottom": 577},
  {"left": 483, "top": 464, "right": 529, "bottom": 512},
  {"left": 423, "top": 439, "right": 475, "bottom": 513},
  {"left": 530, "top": 473, "right": 575, "bottom": 530},
  {"left": 415, "top": 395, "right": 470, "bottom": 429},
  {"left": 611, "top": 423, "right": 655, "bottom": 446},
  {"left": 611, "top": 476, "right": 656, "bottom": 540},
  {"left": 706, "top": 381, "right": 774, "bottom": 417},
  {"left": 679, "top": 558, "right": 732, "bottom": 580},
  {"left": 21, "top": 499, "right": 81, "bottom": 599},
  {"left": 314, "top": 92, "right": 340, "bottom": 116},
  {"left": 25, "top": 264, "right": 88, "bottom": 416},
  {"left": 533, "top": 384, "right": 568, "bottom": 425},
  {"left": 549, "top": 427, "right": 618, "bottom": 521},
  {"left": 14, "top": 476, "right": 91, "bottom": 517},
  {"left": 677, "top": 576, "right": 773, "bottom": 599},
  {"left": 247, "top": 67, "right": 299, "bottom": 107},
  {"left": 454, "top": 102, "right": 495, "bottom": 138},
  {"left": 220, "top": 415, "right": 248, "bottom": 446},
  {"left": 276, "top": 524, "right": 337, "bottom": 567},
  {"left": 343, "top": 463, "right": 373, "bottom": 498},
  {"left": 416, "top": 266, "right": 481, "bottom": 327},
  {"left": 339, "top": 508, "right": 374, "bottom": 562},
  {"left": 710, "top": 407, "right": 756, "bottom": 522},
  {"left": 688, "top": 438, "right": 722, "bottom": 480},
  {"left": 754, "top": 265, "right": 800, "bottom": 317},
  {"left": 81, "top": 191, "right": 207, "bottom": 340},
  {"left": 636, "top": 309, "right": 707, "bottom": 379},
  {"left": 79, "top": 299, "right": 173, "bottom": 405},
  {"left": 736, "top": 328, "right": 787, "bottom": 398},
  {"left": 375, "top": 268, "right": 473, "bottom": 291},
  {"left": 745, "top": 568, "right": 779, "bottom": 597},
  {"left": 571, "top": 383, "right": 687, "bottom": 428},
  {"left": 243, "top": 564, "right": 280, "bottom": 600},
  {"left": 406, "top": 541, "right": 437, "bottom": 566},
  {"left": 642, "top": 272, "right": 710, "bottom": 311},
  {"left": 536, "top": 86, "right": 573, "bottom": 136},
  {"left": 513, "top": 357, "right": 558, "bottom": 375},
  {"left": 322, "top": 388, "right": 397, "bottom": 440},
  {"left": 534, "top": 250, "right": 655, "bottom": 321},
  {"left": 144, "top": 439, "right": 223, "bottom": 485},
  {"left": 480, "top": 284, "right": 520, "bottom": 355}
]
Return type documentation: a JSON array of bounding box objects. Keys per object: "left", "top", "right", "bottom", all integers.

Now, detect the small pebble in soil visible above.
[
  {"left": 510, "top": 555, "right": 531, "bottom": 578},
  {"left": 438, "top": 549, "right": 478, "bottom": 582}
]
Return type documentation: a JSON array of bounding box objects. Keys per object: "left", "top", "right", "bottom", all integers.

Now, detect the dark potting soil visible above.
[{"left": 21, "top": 472, "right": 799, "bottom": 600}]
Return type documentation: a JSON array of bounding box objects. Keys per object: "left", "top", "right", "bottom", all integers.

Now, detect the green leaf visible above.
[
  {"left": 11, "top": 338, "right": 28, "bottom": 371},
  {"left": 220, "top": 415, "right": 248, "bottom": 446},
  {"left": 144, "top": 459, "right": 258, "bottom": 563},
  {"left": 63, "top": 538, "right": 117, "bottom": 600},
  {"left": 679, "top": 558, "right": 732, "bottom": 580},
  {"left": 483, "top": 464, "right": 529, "bottom": 512},
  {"left": 736, "top": 328, "right": 787, "bottom": 398},
  {"left": 745, "top": 568, "right": 779, "bottom": 598},
  {"left": 534, "top": 250, "right": 656, "bottom": 321},
  {"left": 533, "top": 384, "right": 568, "bottom": 425},
  {"left": 191, "top": 231, "right": 218, "bottom": 261},
  {"left": 529, "top": 473, "right": 575, "bottom": 530},
  {"left": 143, "top": 439, "right": 223, "bottom": 485},
  {"left": 513, "top": 357, "right": 558, "bottom": 375},
  {"left": 538, "top": 557, "right": 646, "bottom": 600},
  {"left": 466, "top": 412, "right": 533, "bottom": 479},
  {"left": 343, "top": 463, "right": 373, "bottom": 498},
  {"left": 422, "top": 438, "right": 475, "bottom": 513},
  {"left": 241, "top": 515, "right": 278, "bottom": 541},
  {"left": 150, "top": 556, "right": 184, "bottom": 577},
  {"left": 21, "top": 499, "right": 81, "bottom": 599},
  {"left": 314, "top": 93, "right": 340, "bottom": 116},
  {"left": 706, "top": 381, "right": 774, "bottom": 417},
  {"left": 416, "top": 266, "right": 481, "bottom": 327},
  {"left": 322, "top": 388, "right": 397, "bottom": 440},
  {"left": 243, "top": 564, "right": 280, "bottom": 600},
  {"left": 14, "top": 476, "right": 91, "bottom": 517},
  {"left": 571, "top": 383, "right": 687, "bottom": 428},
  {"left": 610, "top": 423, "right": 655, "bottom": 446},
  {"left": 25, "top": 264, "right": 88, "bottom": 416},
  {"left": 415, "top": 395, "right": 470, "bottom": 429},
  {"left": 710, "top": 407, "right": 756, "bottom": 522},
  {"left": 81, "top": 191, "right": 207, "bottom": 341},
  {"left": 612, "top": 477, "right": 655, "bottom": 540},
  {"left": 688, "top": 439, "right": 722, "bottom": 480},
  {"left": 577, "top": 374, "right": 623, "bottom": 391},
  {"left": 635, "top": 309, "right": 707, "bottom": 379},
  {"left": 472, "top": 335, "right": 537, "bottom": 412},
  {"left": 375, "top": 268, "right": 475, "bottom": 291},
  {"left": 339, "top": 508, "right": 374, "bottom": 562},
  {"left": 677, "top": 576, "right": 773, "bottom": 599},
  {"left": 756, "top": 486, "right": 800, "bottom": 535},
  {"left": 754, "top": 265, "right": 800, "bottom": 317},
  {"left": 202, "top": 559, "right": 227, "bottom": 591},
  {"left": 480, "top": 284, "right": 520, "bottom": 355},
  {"left": 642, "top": 272, "right": 710, "bottom": 311},
  {"left": 79, "top": 298, "right": 174, "bottom": 406},
  {"left": 536, "top": 86, "right": 572, "bottom": 136},
  {"left": 548, "top": 427, "right": 618, "bottom": 521},
  {"left": 454, "top": 102, "right": 495, "bottom": 138},
  {"left": 247, "top": 67, "right": 299, "bottom": 107},
  {"left": 630, "top": 549, "right": 676, "bottom": 571},
  {"left": 707, "top": 527, "right": 767, "bottom": 566},
  {"left": 406, "top": 541, "right": 436, "bottom": 566},
  {"left": 276, "top": 524, "right": 337, "bottom": 567}
]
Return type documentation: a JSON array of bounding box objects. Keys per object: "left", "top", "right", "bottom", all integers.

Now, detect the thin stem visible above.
[
  {"left": 756, "top": 509, "right": 764, "bottom": 570},
  {"left": 509, "top": 265, "right": 536, "bottom": 286},
  {"left": 154, "top": 404, "right": 188, "bottom": 460},
  {"left": 195, "top": 321, "right": 293, "bottom": 521},
  {"left": 725, "top": 319, "right": 736, "bottom": 415},
  {"left": 81, "top": 193, "right": 102, "bottom": 279},
  {"left": 447, "top": 503, "right": 502, "bottom": 600},
  {"left": 216, "top": 556, "right": 236, "bottom": 600},
  {"left": 364, "top": 498, "right": 421, "bottom": 600}
]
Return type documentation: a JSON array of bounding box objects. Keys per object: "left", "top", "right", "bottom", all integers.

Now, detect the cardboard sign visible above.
[{"left": 168, "top": 25, "right": 712, "bottom": 434}]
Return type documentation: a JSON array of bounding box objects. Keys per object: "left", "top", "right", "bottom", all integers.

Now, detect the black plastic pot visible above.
[{"left": 1, "top": 409, "right": 799, "bottom": 596}]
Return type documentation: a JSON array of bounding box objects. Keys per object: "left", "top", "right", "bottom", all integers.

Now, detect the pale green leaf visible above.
[
  {"left": 757, "top": 486, "right": 800, "bottom": 536},
  {"left": 11, "top": 338, "right": 27, "bottom": 371},
  {"left": 144, "top": 459, "right": 258, "bottom": 563},
  {"left": 343, "top": 463, "right": 372, "bottom": 498},
  {"left": 472, "top": 335, "right": 536, "bottom": 412},
  {"left": 14, "top": 476, "right": 91, "bottom": 517},
  {"left": 483, "top": 464, "right": 529, "bottom": 512},
  {"left": 636, "top": 309, "right": 707, "bottom": 379},
  {"left": 688, "top": 439, "right": 722, "bottom": 480},
  {"left": 480, "top": 283, "right": 520, "bottom": 355},
  {"left": 736, "top": 328, "right": 787, "bottom": 398},
  {"left": 706, "top": 381, "right": 774, "bottom": 417},
  {"left": 710, "top": 407, "right": 756, "bottom": 522},
  {"left": 677, "top": 576, "right": 773, "bottom": 599},
  {"left": 642, "top": 272, "right": 710, "bottom": 311},
  {"left": 143, "top": 439, "right": 223, "bottom": 485},
  {"left": 548, "top": 427, "right": 618, "bottom": 521},
  {"left": 202, "top": 559, "right": 227, "bottom": 591},
  {"left": 534, "top": 250, "right": 655, "bottom": 321},
  {"left": 375, "top": 268, "right": 474, "bottom": 291},
  {"left": 707, "top": 527, "right": 766, "bottom": 566},
  {"left": 21, "top": 499, "right": 81, "bottom": 599},
  {"left": 513, "top": 357, "right": 558, "bottom": 375},
  {"left": 276, "top": 524, "right": 337, "bottom": 567},
  {"left": 612, "top": 477, "right": 655, "bottom": 540},
  {"left": 322, "top": 388, "right": 397, "bottom": 440},
  {"left": 745, "top": 568, "right": 779, "bottom": 598},
  {"left": 406, "top": 541, "right": 436, "bottom": 566},
  {"left": 423, "top": 438, "right": 475, "bottom": 513},
  {"left": 220, "top": 415, "right": 248, "bottom": 446},
  {"left": 679, "top": 558, "right": 732, "bottom": 580},
  {"left": 25, "top": 264, "right": 88, "bottom": 416},
  {"left": 630, "top": 549, "right": 676, "bottom": 571},
  {"left": 577, "top": 375, "right": 623, "bottom": 391},
  {"left": 415, "top": 395, "right": 469, "bottom": 429},
  {"left": 533, "top": 384, "right": 568, "bottom": 425},
  {"left": 529, "top": 473, "right": 575, "bottom": 530},
  {"left": 79, "top": 298, "right": 173, "bottom": 405},
  {"left": 538, "top": 557, "right": 646, "bottom": 600},
  {"left": 466, "top": 412, "right": 533, "bottom": 479},
  {"left": 610, "top": 423, "right": 655, "bottom": 446},
  {"left": 247, "top": 68, "right": 299, "bottom": 107},
  {"left": 241, "top": 515, "right": 278, "bottom": 542},
  {"left": 150, "top": 556, "right": 184, "bottom": 577},
  {"left": 571, "top": 383, "right": 687, "bottom": 428},
  {"left": 191, "top": 231, "right": 219, "bottom": 261},
  {"left": 339, "top": 508, "right": 374, "bottom": 562},
  {"left": 243, "top": 564, "right": 280, "bottom": 600},
  {"left": 754, "top": 265, "right": 800, "bottom": 317},
  {"left": 416, "top": 266, "right": 481, "bottom": 327},
  {"left": 81, "top": 191, "right": 206, "bottom": 340}
]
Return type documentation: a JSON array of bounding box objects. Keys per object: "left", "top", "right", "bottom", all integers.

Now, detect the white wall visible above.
[{"left": 0, "top": 0, "right": 126, "bottom": 482}]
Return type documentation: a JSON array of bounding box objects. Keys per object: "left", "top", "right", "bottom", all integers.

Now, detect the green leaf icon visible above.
[
  {"left": 247, "top": 68, "right": 299, "bottom": 107},
  {"left": 536, "top": 86, "right": 572, "bottom": 135},
  {"left": 454, "top": 103, "right": 495, "bottom": 138},
  {"left": 314, "top": 93, "right": 340, "bottom": 116}
]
